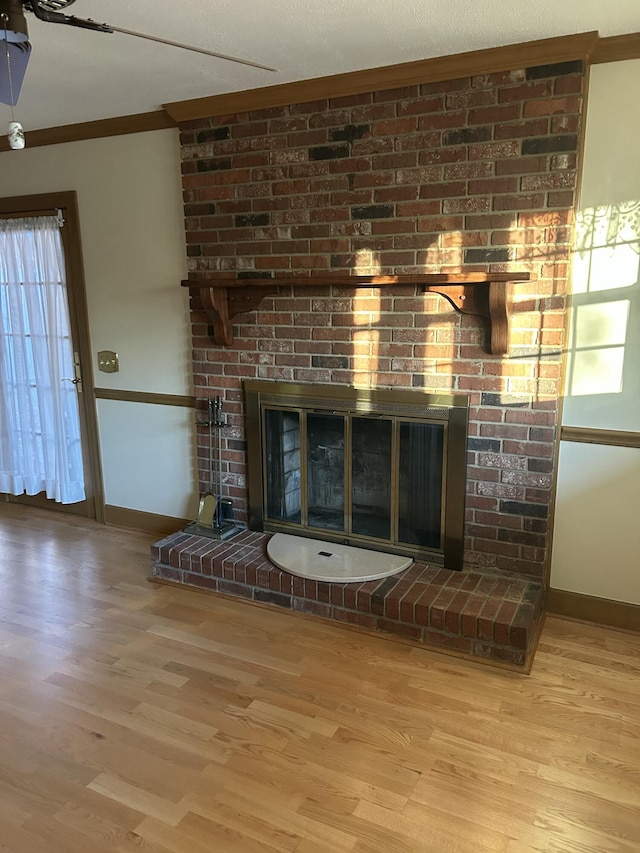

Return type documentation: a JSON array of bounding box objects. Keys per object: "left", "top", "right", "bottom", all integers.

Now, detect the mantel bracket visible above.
[
  {"left": 423, "top": 281, "right": 511, "bottom": 355},
  {"left": 195, "top": 285, "right": 278, "bottom": 346},
  {"left": 183, "top": 273, "right": 525, "bottom": 355}
]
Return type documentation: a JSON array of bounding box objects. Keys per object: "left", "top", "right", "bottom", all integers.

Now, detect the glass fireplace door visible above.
[
  {"left": 306, "top": 413, "right": 345, "bottom": 532},
  {"left": 351, "top": 417, "right": 392, "bottom": 541},
  {"left": 263, "top": 405, "right": 445, "bottom": 552},
  {"left": 398, "top": 421, "right": 444, "bottom": 550},
  {"left": 264, "top": 408, "right": 301, "bottom": 524}
]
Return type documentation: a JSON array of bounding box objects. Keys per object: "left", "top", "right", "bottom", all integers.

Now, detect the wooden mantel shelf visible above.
[{"left": 181, "top": 272, "right": 531, "bottom": 355}]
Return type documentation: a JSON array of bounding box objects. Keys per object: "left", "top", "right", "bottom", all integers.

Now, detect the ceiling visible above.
[{"left": 5, "top": 0, "right": 640, "bottom": 132}]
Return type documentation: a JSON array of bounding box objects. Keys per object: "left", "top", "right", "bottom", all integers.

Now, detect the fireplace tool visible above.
[{"left": 184, "top": 396, "right": 240, "bottom": 541}]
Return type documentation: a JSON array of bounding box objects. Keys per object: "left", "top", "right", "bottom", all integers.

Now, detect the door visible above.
[{"left": 0, "top": 191, "right": 104, "bottom": 520}]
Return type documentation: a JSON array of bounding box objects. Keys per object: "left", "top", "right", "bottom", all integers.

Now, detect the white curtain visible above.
[{"left": 0, "top": 215, "right": 85, "bottom": 503}]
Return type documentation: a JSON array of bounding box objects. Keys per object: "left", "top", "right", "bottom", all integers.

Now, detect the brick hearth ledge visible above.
[{"left": 151, "top": 530, "right": 545, "bottom": 671}]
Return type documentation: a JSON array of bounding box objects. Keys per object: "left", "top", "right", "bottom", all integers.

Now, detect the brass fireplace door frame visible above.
[{"left": 244, "top": 380, "right": 469, "bottom": 570}]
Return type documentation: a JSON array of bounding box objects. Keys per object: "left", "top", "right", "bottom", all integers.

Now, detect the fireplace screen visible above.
[{"left": 245, "top": 381, "right": 468, "bottom": 569}]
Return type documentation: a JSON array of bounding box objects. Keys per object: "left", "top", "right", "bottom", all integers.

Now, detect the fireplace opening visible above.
[{"left": 245, "top": 381, "right": 469, "bottom": 570}]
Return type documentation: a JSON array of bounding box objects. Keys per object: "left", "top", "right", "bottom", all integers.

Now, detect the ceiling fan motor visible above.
[
  {"left": 2, "top": 2, "right": 79, "bottom": 43},
  {"left": 23, "top": 1, "right": 78, "bottom": 11}
]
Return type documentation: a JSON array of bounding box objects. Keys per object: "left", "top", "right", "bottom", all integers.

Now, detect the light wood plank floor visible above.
[{"left": 0, "top": 503, "right": 639, "bottom": 853}]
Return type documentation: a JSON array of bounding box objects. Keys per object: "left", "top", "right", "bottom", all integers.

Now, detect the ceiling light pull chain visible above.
[{"left": 2, "top": 12, "right": 25, "bottom": 150}]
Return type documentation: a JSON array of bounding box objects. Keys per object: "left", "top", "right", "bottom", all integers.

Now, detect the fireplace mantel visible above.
[{"left": 181, "top": 271, "right": 531, "bottom": 355}]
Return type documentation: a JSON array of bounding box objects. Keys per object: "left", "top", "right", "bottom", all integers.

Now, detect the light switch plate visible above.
[{"left": 98, "top": 350, "right": 119, "bottom": 373}]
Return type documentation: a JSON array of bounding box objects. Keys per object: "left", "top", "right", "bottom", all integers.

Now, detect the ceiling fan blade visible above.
[
  {"left": 107, "top": 24, "right": 277, "bottom": 72},
  {"left": 23, "top": 2, "right": 276, "bottom": 72}
]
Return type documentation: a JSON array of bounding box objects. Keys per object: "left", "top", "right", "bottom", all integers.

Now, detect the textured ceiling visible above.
[{"left": 4, "top": 0, "right": 640, "bottom": 131}]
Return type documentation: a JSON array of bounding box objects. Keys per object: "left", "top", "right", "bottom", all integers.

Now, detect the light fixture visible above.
[
  {"left": 1, "top": 8, "right": 25, "bottom": 148},
  {"left": 0, "top": 0, "right": 29, "bottom": 43}
]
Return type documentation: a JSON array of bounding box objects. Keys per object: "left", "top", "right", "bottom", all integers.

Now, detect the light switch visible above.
[{"left": 98, "top": 350, "right": 119, "bottom": 373}]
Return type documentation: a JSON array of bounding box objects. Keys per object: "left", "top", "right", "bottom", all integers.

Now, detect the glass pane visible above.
[
  {"left": 398, "top": 421, "right": 444, "bottom": 549},
  {"left": 351, "top": 417, "right": 392, "bottom": 540},
  {"left": 307, "top": 413, "right": 345, "bottom": 531},
  {"left": 264, "top": 408, "right": 301, "bottom": 523}
]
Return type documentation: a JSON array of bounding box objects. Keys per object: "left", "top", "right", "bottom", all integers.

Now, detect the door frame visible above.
[{"left": 0, "top": 190, "right": 105, "bottom": 521}]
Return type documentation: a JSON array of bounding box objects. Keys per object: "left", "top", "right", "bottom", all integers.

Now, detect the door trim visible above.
[{"left": 0, "top": 191, "right": 106, "bottom": 522}]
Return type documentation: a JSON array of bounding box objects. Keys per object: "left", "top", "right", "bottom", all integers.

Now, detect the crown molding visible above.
[
  {"left": 3, "top": 29, "right": 637, "bottom": 151},
  {"left": 591, "top": 31, "right": 640, "bottom": 64},
  {"left": 0, "top": 110, "right": 176, "bottom": 153},
  {"left": 163, "top": 31, "right": 599, "bottom": 123}
]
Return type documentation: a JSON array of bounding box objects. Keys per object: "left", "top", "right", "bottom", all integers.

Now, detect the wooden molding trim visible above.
[
  {"left": 4, "top": 491, "right": 95, "bottom": 518},
  {"left": 94, "top": 388, "right": 196, "bottom": 408},
  {"left": 164, "top": 31, "right": 598, "bottom": 123},
  {"left": 1, "top": 29, "right": 634, "bottom": 151},
  {"left": 547, "top": 588, "right": 640, "bottom": 633},
  {"left": 0, "top": 111, "right": 176, "bottom": 153},
  {"left": 0, "top": 189, "right": 75, "bottom": 216},
  {"left": 591, "top": 32, "right": 640, "bottom": 64},
  {"left": 560, "top": 426, "right": 640, "bottom": 449},
  {"left": 105, "top": 505, "right": 189, "bottom": 536},
  {"left": 183, "top": 272, "right": 530, "bottom": 355}
]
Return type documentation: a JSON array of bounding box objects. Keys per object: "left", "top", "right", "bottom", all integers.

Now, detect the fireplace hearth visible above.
[
  {"left": 150, "top": 529, "right": 545, "bottom": 669},
  {"left": 150, "top": 380, "right": 550, "bottom": 669},
  {"left": 149, "top": 380, "right": 550, "bottom": 669}
]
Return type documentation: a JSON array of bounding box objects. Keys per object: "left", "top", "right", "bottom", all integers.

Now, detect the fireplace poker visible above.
[
  {"left": 186, "top": 396, "right": 239, "bottom": 540},
  {"left": 213, "top": 395, "right": 224, "bottom": 525},
  {"left": 194, "top": 398, "right": 217, "bottom": 529}
]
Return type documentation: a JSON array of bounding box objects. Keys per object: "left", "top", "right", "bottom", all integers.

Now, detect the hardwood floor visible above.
[{"left": 0, "top": 503, "right": 639, "bottom": 853}]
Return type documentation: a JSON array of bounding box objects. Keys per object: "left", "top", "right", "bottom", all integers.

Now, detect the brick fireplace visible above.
[{"left": 151, "top": 58, "right": 585, "bottom": 668}]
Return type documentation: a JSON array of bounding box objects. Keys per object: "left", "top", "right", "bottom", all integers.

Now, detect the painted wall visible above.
[
  {"left": 0, "top": 130, "right": 199, "bottom": 519},
  {"left": 551, "top": 59, "right": 640, "bottom": 604},
  {"left": 97, "top": 400, "right": 196, "bottom": 518},
  {"left": 552, "top": 443, "right": 640, "bottom": 603}
]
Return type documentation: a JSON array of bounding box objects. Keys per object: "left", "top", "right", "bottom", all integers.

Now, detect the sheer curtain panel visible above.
[{"left": 0, "top": 216, "right": 85, "bottom": 503}]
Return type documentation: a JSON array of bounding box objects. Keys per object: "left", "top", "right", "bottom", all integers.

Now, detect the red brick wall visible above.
[{"left": 179, "top": 59, "right": 585, "bottom": 581}]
